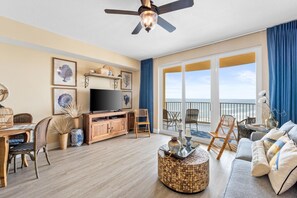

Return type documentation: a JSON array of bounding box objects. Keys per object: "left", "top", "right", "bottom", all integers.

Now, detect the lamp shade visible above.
[{"left": 140, "top": 10, "right": 158, "bottom": 32}]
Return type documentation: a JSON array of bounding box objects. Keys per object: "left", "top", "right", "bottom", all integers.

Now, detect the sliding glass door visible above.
[
  {"left": 219, "top": 53, "right": 257, "bottom": 122},
  {"left": 162, "top": 66, "right": 182, "bottom": 132},
  {"left": 185, "top": 60, "right": 212, "bottom": 140},
  {"left": 160, "top": 49, "right": 260, "bottom": 143}
]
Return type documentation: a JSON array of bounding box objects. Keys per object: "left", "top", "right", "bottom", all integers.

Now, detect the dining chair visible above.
[
  {"left": 8, "top": 113, "right": 33, "bottom": 173},
  {"left": 134, "top": 109, "right": 151, "bottom": 138},
  {"left": 207, "top": 115, "right": 236, "bottom": 160},
  {"left": 185, "top": 109, "right": 199, "bottom": 131},
  {"left": 9, "top": 113, "right": 33, "bottom": 147},
  {"left": 7, "top": 117, "right": 52, "bottom": 178}
]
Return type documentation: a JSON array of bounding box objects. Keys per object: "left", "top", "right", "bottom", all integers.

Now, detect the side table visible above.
[
  {"left": 158, "top": 147, "right": 209, "bottom": 193},
  {"left": 245, "top": 124, "right": 270, "bottom": 133}
]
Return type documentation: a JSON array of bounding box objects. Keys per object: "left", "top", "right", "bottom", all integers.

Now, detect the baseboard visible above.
[{"left": 153, "top": 128, "right": 159, "bottom": 133}]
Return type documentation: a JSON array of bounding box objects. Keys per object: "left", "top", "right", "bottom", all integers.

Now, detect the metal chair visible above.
[
  {"left": 134, "top": 109, "right": 151, "bottom": 138},
  {"left": 7, "top": 117, "right": 52, "bottom": 178},
  {"left": 163, "top": 109, "right": 173, "bottom": 129},
  {"left": 185, "top": 109, "right": 199, "bottom": 131},
  {"left": 207, "top": 115, "right": 236, "bottom": 160},
  {"left": 237, "top": 117, "right": 256, "bottom": 140}
]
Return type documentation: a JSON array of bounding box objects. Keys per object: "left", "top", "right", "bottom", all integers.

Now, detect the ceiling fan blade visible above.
[
  {"left": 157, "top": 16, "right": 176, "bottom": 32},
  {"left": 141, "top": 0, "right": 151, "bottom": 7},
  {"left": 132, "top": 22, "right": 143, "bottom": 34},
  {"left": 105, "top": 9, "right": 139, "bottom": 16},
  {"left": 158, "top": 0, "right": 194, "bottom": 15}
]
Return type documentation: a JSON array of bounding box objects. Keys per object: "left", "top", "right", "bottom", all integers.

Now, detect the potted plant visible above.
[
  {"left": 62, "top": 102, "right": 82, "bottom": 129},
  {"left": 52, "top": 116, "right": 73, "bottom": 150}
]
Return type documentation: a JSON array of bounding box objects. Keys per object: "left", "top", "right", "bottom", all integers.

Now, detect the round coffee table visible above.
[{"left": 158, "top": 147, "right": 209, "bottom": 193}]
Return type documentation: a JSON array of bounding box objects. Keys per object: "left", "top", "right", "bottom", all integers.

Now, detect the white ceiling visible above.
[{"left": 1, "top": 0, "right": 297, "bottom": 60}]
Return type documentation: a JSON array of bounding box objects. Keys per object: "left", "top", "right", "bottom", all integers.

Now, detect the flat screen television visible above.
[{"left": 90, "top": 89, "right": 122, "bottom": 112}]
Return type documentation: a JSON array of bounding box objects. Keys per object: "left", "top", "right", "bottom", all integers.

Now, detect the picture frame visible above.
[
  {"left": 52, "top": 57, "right": 77, "bottom": 87},
  {"left": 122, "top": 91, "right": 132, "bottom": 109},
  {"left": 52, "top": 88, "right": 77, "bottom": 115},
  {"left": 121, "top": 71, "right": 132, "bottom": 90}
]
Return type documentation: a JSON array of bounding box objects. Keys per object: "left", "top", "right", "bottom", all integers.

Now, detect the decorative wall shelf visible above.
[{"left": 84, "top": 73, "right": 121, "bottom": 89}]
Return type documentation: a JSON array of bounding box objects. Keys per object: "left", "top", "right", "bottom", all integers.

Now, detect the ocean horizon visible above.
[{"left": 166, "top": 98, "right": 255, "bottom": 103}]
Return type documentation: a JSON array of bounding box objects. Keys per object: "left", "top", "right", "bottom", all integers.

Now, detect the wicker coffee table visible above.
[{"left": 158, "top": 147, "right": 209, "bottom": 193}]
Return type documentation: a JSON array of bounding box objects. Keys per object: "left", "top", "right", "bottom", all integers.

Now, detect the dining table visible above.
[{"left": 0, "top": 124, "right": 35, "bottom": 187}]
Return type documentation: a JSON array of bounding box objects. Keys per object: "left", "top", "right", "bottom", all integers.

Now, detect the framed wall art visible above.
[
  {"left": 122, "top": 91, "right": 132, "bottom": 109},
  {"left": 52, "top": 88, "right": 77, "bottom": 115},
  {"left": 52, "top": 57, "right": 77, "bottom": 87},
  {"left": 121, "top": 71, "right": 132, "bottom": 90}
]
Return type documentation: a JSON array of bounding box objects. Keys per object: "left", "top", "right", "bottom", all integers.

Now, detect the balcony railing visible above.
[{"left": 165, "top": 102, "right": 256, "bottom": 123}]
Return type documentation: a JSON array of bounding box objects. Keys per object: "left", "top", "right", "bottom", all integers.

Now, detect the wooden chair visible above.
[
  {"left": 185, "top": 109, "right": 199, "bottom": 131},
  {"left": 7, "top": 117, "right": 52, "bottom": 178},
  {"left": 8, "top": 113, "right": 33, "bottom": 173},
  {"left": 163, "top": 109, "right": 173, "bottom": 129},
  {"left": 9, "top": 113, "right": 33, "bottom": 147},
  {"left": 134, "top": 109, "right": 151, "bottom": 138},
  {"left": 207, "top": 115, "right": 237, "bottom": 160}
]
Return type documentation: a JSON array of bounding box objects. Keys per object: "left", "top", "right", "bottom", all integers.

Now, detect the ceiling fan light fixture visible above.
[{"left": 140, "top": 10, "right": 158, "bottom": 32}]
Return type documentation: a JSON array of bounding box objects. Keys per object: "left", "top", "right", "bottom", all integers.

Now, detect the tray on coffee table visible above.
[{"left": 159, "top": 144, "right": 198, "bottom": 160}]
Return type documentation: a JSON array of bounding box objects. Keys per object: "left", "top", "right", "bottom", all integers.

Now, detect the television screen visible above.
[{"left": 90, "top": 89, "right": 122, "bottom": 112}]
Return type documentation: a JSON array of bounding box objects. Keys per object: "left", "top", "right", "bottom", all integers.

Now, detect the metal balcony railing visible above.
[{"left": 165, "top": 102, "right": 256, "bottom": 123}]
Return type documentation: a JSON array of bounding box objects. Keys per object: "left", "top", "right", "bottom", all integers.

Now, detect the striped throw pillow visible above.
[
  {"left": 269, "top": 140, "right": 297, "bottom": 195},
  {"left": 266, "top": 135, "right": 290, "bottom": 162},
  {"left": 261, "top": 129, "right": 286, "bottom": 152}
]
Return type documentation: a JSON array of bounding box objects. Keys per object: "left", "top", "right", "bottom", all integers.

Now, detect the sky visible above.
[{"left": 165, "top": 63, "right": 256, "bottom": 100}]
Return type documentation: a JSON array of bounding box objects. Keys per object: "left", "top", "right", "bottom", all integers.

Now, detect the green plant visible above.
[
  {"left": 51, "top": 116, "right": 73, "bottom": 135},
  {"left": 62, "top": 102, "right": 82, "bottom": 118}
]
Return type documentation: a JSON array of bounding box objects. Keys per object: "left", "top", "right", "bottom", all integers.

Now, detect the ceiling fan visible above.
[{"left": 105, "top": 0, "right": 194, "bottom": 34}]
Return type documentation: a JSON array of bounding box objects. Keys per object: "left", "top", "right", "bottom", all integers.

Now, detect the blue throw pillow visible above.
[{"left": 279, "top": 120, "right": 296, "bottom": 132}]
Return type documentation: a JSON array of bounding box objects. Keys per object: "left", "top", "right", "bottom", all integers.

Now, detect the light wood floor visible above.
[{"left": 0, "top": 133, "right": 235, "bottom": 198}]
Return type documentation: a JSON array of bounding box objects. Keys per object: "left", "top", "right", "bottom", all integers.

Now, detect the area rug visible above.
[{"left": 191, "top": 129, "right": 211, "bottom": 139}]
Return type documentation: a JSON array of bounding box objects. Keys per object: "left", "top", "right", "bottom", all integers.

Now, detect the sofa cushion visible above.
[
  {"left": 279, "top": 120, "right": 296, "bottom": 133},
  {"left": 288, "top": 125, "right": 297, "bottom": 145},
  {"left": 224, "top": 159, "right": 297, "bottom": 198},
  {"left": 235, "top": 138, "right": 253, "bottom": 162}
]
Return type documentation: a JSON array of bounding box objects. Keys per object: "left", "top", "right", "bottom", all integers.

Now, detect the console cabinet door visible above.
[
  {"left": 91, "top": 121, "right": 110, "bottom": 141},
  {"left": 110, "top": 119, "right": 126, "bottom": 134}
]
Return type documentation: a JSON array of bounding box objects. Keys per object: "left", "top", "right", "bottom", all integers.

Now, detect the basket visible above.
[{"left": 0, "top": 107, "right": 13, "bottom": 129}]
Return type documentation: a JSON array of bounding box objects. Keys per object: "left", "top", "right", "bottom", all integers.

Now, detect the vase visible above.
[
  {"left": 73, "top": 117, "right": 80, "bottom": 129},
  {"left": 168, "top": 137, "right": 181, "bottom": 154},
  {"left": 185, "top": 136, "right": 192, "bottom": 151},
  {"left": 59, "top": 133, "right": 68, "bottom": 150},
  {"left": 265, "top": 113, "right": 278, "bottom": 129}
]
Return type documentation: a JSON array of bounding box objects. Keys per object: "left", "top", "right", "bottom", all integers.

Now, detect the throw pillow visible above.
[
  {"left": 251, "top": 140, "right": 270, "bottom": 177},
  {"left": 266, "top": 134, "right": 290, "bottom": 162},
  {"left": 268, "top": 140, "right": 297, "bottom": 195},
  {"left": 261, "top": 129, "right": 286, "bottom": 152},
  {"left": 279, "top": 120, "right": 296, "bottom": 133},
  {"left": 288, "top": 125, "right": 297, "bottom": 145}
]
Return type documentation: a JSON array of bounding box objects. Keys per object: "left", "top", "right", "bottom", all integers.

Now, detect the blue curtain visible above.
[
  {"left": 267, "top": 20, "right": 297, "bottom": 125},
  {"left": 139, "top": 58, "right": 154, "bottom": 132}
]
